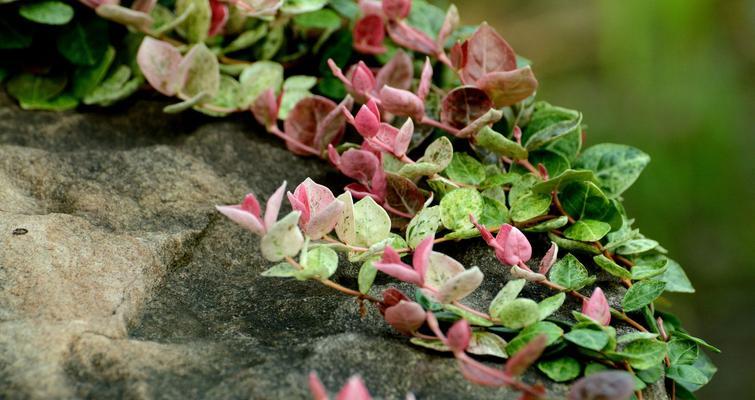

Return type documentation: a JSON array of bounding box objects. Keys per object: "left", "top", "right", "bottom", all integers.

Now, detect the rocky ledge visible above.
[{"left": 0, "top": 95, "right": 666, "bottom": 399}]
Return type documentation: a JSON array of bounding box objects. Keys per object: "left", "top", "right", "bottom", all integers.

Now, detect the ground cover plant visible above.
[{"left": 0, "top": 0, "right": 719, "bottom": 398}]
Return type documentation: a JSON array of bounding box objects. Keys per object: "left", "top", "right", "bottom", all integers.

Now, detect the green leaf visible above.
[
  {"left": 659, "top": 258, "right": 695, "bottom": 293},
  {"left": 617, "top": 332, "right": 659, "bottom": 344},
  {"left": 180, "top": 43, "right": 220, "bottom": 99},
  {"left": 261, "top": 262, "right": 298, "bottom": 277},
  {"left": 666, "top": 365, "right": 710, "bottom": 386},
  {"left": 523, "top": 216, "right": 568, "bottom": 233},
  {"left": 672, "top": 331, "right": 720, "bottom": 353},
  {"left": 293, "top": 9, "right": 341, "bottom": 30},
  {"left": 6, "top": 73, "right": 67, "bottom": 108},
  {"left": 439, "top": 188, "right": 483, "bottom": 231},
  {"left": 83, "top": 69, "right": 141, "bottom": 107},
  {"left": 194, "top": 75, "right": 241, "bottom": 116},
  {"left": 584, "top": 362, "right": 609, "bottom": 376},
  {"left": 479, "top": 195, "right": 509, "bottom": 228},
  {"left": 222, "top": 24, "right": 268, "bottom": 54},
  {"left": 565, "top": 328, "right": 609, "bottom": 351},
  {"left": 537, "top": 357, "right": 581, "bottom": 382},
  {"left": 564, "top": 219, "right": 611, "bottom": 242},
  {"left": 474, "top": 126, "right": 528, "bottom": 159},
  {"left": 334, "top": 192, "right": 356, "bottom": 245},
  {"left": 410, "top": 337, "right": 450, "bottom": 352},
  {"left": 176, "top": 0, "right": 211, "bottom": 43},
  {"left": 574, "top": 143, "right": 650, "bottom": 197},
  {"left": 622, "top": 280, "right": 666, "bottom": 311},
  {"left": 0, "top": 14, "right": 32, "bottom": 49},
  {"left": 531, "top": 169, "right": 597, "bottom": 195},
  {"left": 352, "top": 196, "right": 391, "bottom": 247},
  {"left": 407, "top": 0, "right": 445, "bottom": 39},
  {"left": 468, "top": 332, "right": 509, "bottom": 358},
  {"left": 57, "top": 18, "right": 109, "bottom": 66},
  {"left": 298, "top": 245, "right": 339, "bottom": 280},
  {"left": 419, "top": 136, "right": 454, "bottom": 171},
  {"left": 443, "top": 304, "right": 493, "bottom": 327},
  {"left": 668, "top": 338, "right": 699, "bottom": 366},
  {"left": 19, "top": 0, "right": 74, "bottom": 25},
  {"left": 615, "top": 238, "right": 659, "bottom": 255},
  {"left": 281, "top": 0, "right": 328, "bottom": 15},
  {"left": 525, "top": 111, "right": 582, "bottom": 151},
  {"left": 260, "top": 211, "right": 305, "bottom": 262},
  {"left": 72, "top": 46, "right": 116, "bottom": 99},
  {"left": 510, "top": 192, "right": 551, "bottom": 223},
  {"left": 593, "top": 254, "right": 632, "bottom": 280},
  {"left": 548, "top": 253, "right": 596, "bottom": 291},
  {"left": 489, "top": 279, "right": 526, "bottom": 317},
  {"left": 238, "top": 61, "right": 284, "bottom": 108},
  {"left": 521, "top": 150, "right": 570, "bottom": 177},
  {"left": 497, "top": 298, "right": 541, "bottom": 329},
  {"left": 621, "top": 339, "right": 668, "bottom": 370},
  {"left": 405, "top": 206, "right": 442, "bottom": 249},
  {"left": 358, "top": 258, "right": 378, "bottom": 294},
  {"left": 506, "top": 321, "right": 563, "bottom": 356},
  {"left": 547, "top": 232, "right": 601, "bottom": 254},
  {"left": 636, "top": 363, "right": 664, "bottom": 384},
  {"left": 444, "top": 153, "right": 486, "bottom": 185},
  {"left": 538, "top": 292, "right": 566, "bottom": 320},
  {"left": 630, "top": 258, "right": 668, "bottom": 280},
  {"left": 558, "top": 181, "right": 619, "bottom": 228},
  {"left": 328, "top": 0, "right": 359, "bottom": 18}
]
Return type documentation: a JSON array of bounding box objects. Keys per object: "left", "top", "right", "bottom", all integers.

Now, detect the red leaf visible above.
[
  {"left": 376, "top": 50, "right": 413, "bottom": 91},
  {"left": 351, "top": 61, "right": 377, "bottom": 95},
  {"left": 416, "top": 57, "right": 433, "bottom": 101},
  {"left": 335, "top": 376, "right": 372, "bottom": 400},
  {"left": 314, "top": 96, "right": 352, "bottom": 150},
  {"left": 382, "top": 0, "right": 411, "bottom": 20},
  {"left": 308, "top": 372, "right": 328, "bottom": 400},
  {"left": 477, "top": 66, "right": 538, "bottom": 107},
  {"left": 250, "top": 88, "right": 280, "bottom": 129},
  {"left": 284, "top": 96, "right": 340, "bottom": 155},
  {"left": 354, "top": 101, "right": 381, "bottom": 138},
  {"left": 384, "top": 300, "right": 426, "bottom": 335},
  {"left": 582, "top": 287, "right": 611, "bottom": 326},
  {"left": 208, "top": 0, "right": 228, "bottom": 37},
  {"left": 386, "top": 20, "right": 438, "bottom": 55},
  {"left": 440, "top": 86, "right": 492, "bottom": 130},
  {"left": 459, "top": 23, "right": 517, "bottom": 85},
  {"left": 537, "top": 242, "right": 558, "bottom": 275},
  {"left": 353, "top": 15, "right": 386, "bottom": 55},
  {"left": 379, "top": 86, "right": 425, "bottom": 120},
  {"left": 385, "top": 172, "right": 426, "bottom": 216},
  {"left": 504, "top": 334, "right": 548, "bottom": 377},
  {"left": 446, "top": 319, "right": 471, "bottom": 353},
  {"left": 457, "top": 355, "right": 508, "bottom": 387}
]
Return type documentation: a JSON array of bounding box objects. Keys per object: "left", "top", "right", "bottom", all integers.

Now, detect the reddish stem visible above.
[{"left": 420, "top": 116, "right": 461, "bottom": 136}]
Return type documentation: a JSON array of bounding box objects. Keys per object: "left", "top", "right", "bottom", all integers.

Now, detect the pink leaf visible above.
[
  {"left": 136, "top": 37, "right": 184, "bottom": 96},
  {"left": 457, "top": 355, "right": 508, "bottom": 387},
  {"left": 314, "top": 96, "right": 352, "bottom": 150},
  {"left": 446, "top": 319, "right": 471, "bottom": 353},
  {"left": 376, "top": 50, "right": 413, "bottom": 91},
  {"left": 459, "top": 23, "right": 517, "bottom": 85},
  {"left": 353, "top": 15, "right": 386, "bottom": 55},
  {"left": 308, "top": 372, "right": 328, "bottom": 400},
  {"left": 384, "top": 300, "right": 426, "bottom": 335},
  {"left": 306, "top": 199, "right": 344, "bottom": 239},
  {"left": 386, "top": 20, "right": 439, "bottom": 55},
  {"left": 208, "top": 0, "right": 228, "bottom": 36},
  {"left": 375, "top": 247, "right": 423, "bottom": 285},
  {"left": 284, "top": 96, "right": 340, "bottom": 155},
  {"left": 215, "top": 205, "right": 266, "bottom": 236},
  {"left": 537, "top": 242, "right": 558, "bottom": 275},
  {"left": 333, "top": 148, "right": 381, "bottom": 184},
  {"left": 394, "top": 118, "right": 413, "bottom": 157},
  {"left": 437, "top": 4, "right": 459, "bottom": 47},
  {"left": 351, "top": 61, "right": 377, "bottom": 95},
  {"left": 440, "top": 86, "right": 492, "bottom": 130},
  {"left": 382, "top": 0, "right": 411, "bottom": 20},
  {"left": 335, "top": 376, "right": 372, "bottom": 400},
  {"left": 379, "top": 86, "right": 425, "bottom": 120},
  {"left": 501, "top": 225, "right": 532, "bottom": 265},
  {"left": 416, "top": 57, "right": 433, "bottom": 101},
  {"left": 241, "top": 193, "right": 262, "bottom": 216},
  {"left": 582, "top": 287, "right": 611, "bottom": 326},
  {"left": 264, "top": 181, "right": 287, "bottom": 230},
  {"left": 358, "top": 0, "right": 383, "bottom": 16},
  {"left": 412, "top": 236, "right": 434, "bottom": 283},
  {"left": 287, "top": 189, "right": 311, "bottom": 227},
  {"left": 477, "top": 66, "right": 539, "bottom": 107},
  {"left": 354, "top": 103, "right": 381, "bottom": 138},
  {"left": 251, "top": 88, "right": 280, "bottom": 129},
  {"left": 504, "top": 334, "right": 547, "bottom": 377}
]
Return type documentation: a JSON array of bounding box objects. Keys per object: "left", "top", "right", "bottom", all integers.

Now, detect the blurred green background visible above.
[{"left": 443, "top": 0, "right": 754, "bottom": 397}]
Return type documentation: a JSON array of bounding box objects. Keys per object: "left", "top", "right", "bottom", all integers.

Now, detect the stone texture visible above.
[{"left": 0, "top": 93, "right": 667, "bottom": 399}]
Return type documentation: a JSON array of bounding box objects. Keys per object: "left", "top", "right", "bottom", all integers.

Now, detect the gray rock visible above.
[{"left": 0, "top": 94, "right": 667, "bottom": 399}]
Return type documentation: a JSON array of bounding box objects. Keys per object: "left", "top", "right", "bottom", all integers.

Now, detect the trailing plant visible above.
[{"left": 0, "top": 0, "right": 718, "bottom": 398}]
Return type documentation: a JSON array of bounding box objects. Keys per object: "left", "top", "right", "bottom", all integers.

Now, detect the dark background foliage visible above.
[{"left": 444, "top": 0, "right": 754, "bottom": 397}]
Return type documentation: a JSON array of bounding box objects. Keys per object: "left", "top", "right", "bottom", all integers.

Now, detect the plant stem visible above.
[
  {"left": 269, "top": 126, "right": 322, "bottom": 157},
  {"left": 551, "top": 191, "right": 576, "bottom": 224},
  {"left": 284, "top": 256, "right": 381, "bottom": 303},
  {"left": 420, "top": 116, "right": 461, "bottom": 136}
]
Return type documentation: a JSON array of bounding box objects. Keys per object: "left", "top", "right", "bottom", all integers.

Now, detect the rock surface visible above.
[{"left": 0, "top": 94, "right": 667, "bottom": 399}]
